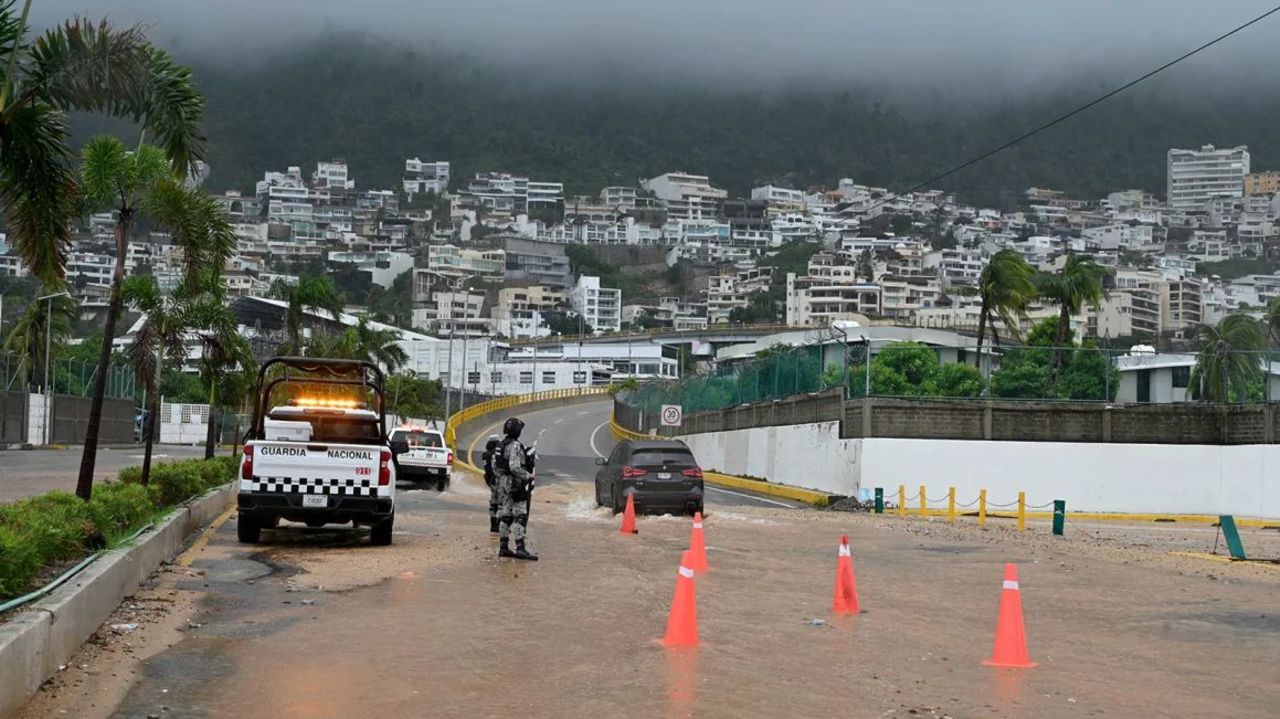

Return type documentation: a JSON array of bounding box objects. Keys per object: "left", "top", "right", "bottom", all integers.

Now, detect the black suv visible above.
[{"left": 594, "top": 439, "right": 704, "bottom": 516}]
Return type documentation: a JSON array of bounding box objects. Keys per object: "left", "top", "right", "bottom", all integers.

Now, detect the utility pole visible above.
[
  {"left": 37, "top": 290, "right": 70, "bottom": 445},
  {"left": 443, "top": 322, "right": 454, "bottom": 420}
]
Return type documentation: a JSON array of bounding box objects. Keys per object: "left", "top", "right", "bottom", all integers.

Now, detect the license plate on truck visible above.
[{"left": 302, "top": 495, "right": 327, "bottom": 508}]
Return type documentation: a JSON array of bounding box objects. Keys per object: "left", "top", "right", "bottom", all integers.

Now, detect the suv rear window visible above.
[
  {"left": 629, "top": 450, "right": 695, "bottom": 467},
  {"left": 305, "top": 417, "right": 382, "bottom": 444},
  {"left": 391, "top": 431, "right": 443, "bottom": 448}
]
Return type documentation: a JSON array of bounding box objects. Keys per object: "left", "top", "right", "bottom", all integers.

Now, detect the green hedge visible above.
[{"left": 0, "top": 457, "right": 236, "bottom": 602}]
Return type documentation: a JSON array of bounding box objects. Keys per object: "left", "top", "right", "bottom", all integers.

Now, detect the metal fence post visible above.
[
  {"left": 979, "top": 489, "right": 987, "bottom": 527},
  {"left": 1052, "top": 499, "right": 1066, "bottom": 536},
  {"left": 874, "top": 487, "right": 883, "bottom": 514}
]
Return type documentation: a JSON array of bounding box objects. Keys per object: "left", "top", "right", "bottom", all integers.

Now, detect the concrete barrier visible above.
[{"left": 0, "top": 484, "right": 235, "bottom": 717}]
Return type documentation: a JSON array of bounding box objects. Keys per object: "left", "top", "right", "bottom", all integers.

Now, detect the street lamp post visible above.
[{"left": 38, "top": 290, "right": 71, "bottom": 445}]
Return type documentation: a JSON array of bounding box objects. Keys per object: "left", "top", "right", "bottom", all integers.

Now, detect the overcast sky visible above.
[{"left": 34, "top": 1, "right": 1280, "bottom": 95}]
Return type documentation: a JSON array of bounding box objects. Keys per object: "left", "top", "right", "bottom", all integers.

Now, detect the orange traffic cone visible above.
[
  {"left": 687, "top": 512, "right": 708, "bottom": 572},
  {"left": 619, "top": 493, "right": 638, "bottom": 535},
  {"left": 983, "top": 563, "right": 1036, "bottom": 668},
  {"left": 662, "top": 550, "right": 699, "bottom": 647},
  {"left": 832, "top": 535, "right": 860, "bottom": 614}
]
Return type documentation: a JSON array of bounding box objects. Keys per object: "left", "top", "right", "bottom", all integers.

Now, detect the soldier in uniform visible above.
[
  {"left": 494, "top": 417, "right": 537, "bottom": 561},
  {"left": 481, "top": 434, "right": 501, "bottom": 533}
]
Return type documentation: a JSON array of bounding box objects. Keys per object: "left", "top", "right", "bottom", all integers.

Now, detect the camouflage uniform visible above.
[
  {"left": 482, "top": 436, "right": 501, "bottom": 532},
  {"left": 495, "top": 439, "right": 533, "bottom": 543}
]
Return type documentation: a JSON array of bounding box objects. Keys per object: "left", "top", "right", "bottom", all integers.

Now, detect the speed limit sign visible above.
[{"left": 660, "top": 404, "right": 683, "bottom": 427}]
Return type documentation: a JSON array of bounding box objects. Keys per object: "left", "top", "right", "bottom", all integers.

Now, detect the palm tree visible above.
[
  {"left": 2, "top": 283, "right": 76, "bottom": 386},
  {"left": 187, "top": 296, "right": 255, "bottom": 459},
  {"left": 972, "top": 249, "right": 1037, "bottom": 368},
  {"left": 122, "top": 275, "right": 190, "bottom": 486},
  {"left": 1036, "top": 254, "right": 1108, "bottom": 360},
  {"left": 1, "top": 5, "right": 204, "bottom": 285},
  {"left": 268, "top": 276, "right": 345, "bottom": 355},
  {"left": 75, "top": 138, "right": 171, "bottom": 501},
  {"left": 310, "top": 317, "right": 407, "bottom": 371},
  {"left": 1189, "top": 314, "right": 1266, "bottom": 403}
]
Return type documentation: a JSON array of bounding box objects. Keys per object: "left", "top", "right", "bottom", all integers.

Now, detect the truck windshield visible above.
[
  {"left": 269, "top": 415, "right": 381, "bottom": 444},
  {"left": 393, "top": 431, "right": 443, "bottom": 448}
]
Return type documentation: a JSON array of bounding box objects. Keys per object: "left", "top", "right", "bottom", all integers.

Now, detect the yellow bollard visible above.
[
  {"left": 1017, "top": 491, "right": 1026, "bottom": 532},
  {"left": 948, "top": 486, "right": 957, "bottom": 523},
  {"left": 919, "top": 485, "right": 927, "bottom": 517},
  {"left": 978, "top": 489, "right": 987, "bottom": 527},
  {"left": 897, "top": 485, "right": 906, "bottom": 517}
]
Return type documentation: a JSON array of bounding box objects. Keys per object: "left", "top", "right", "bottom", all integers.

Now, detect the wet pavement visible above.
[
  {"left": 0, "top": 445, "right": 209, "bottom": 503},
  {"left": 17, "top": 401, "right": 1280, "bottom": 718}
]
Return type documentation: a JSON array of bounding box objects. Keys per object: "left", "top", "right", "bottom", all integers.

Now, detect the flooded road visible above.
[{"left": 16, "top": 401, "right": 1280, "bottom": 718}]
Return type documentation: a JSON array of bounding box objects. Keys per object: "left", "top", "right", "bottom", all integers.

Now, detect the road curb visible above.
[{"left": 0, "top": 483, "right": 235, "bottom": 717}]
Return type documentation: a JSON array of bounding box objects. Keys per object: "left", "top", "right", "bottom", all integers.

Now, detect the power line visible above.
[{"left": 859, "top": 3, "right": 1280, "bottom": 215}]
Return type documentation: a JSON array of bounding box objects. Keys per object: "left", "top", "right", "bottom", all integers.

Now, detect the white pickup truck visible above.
[
  {"left": 237, "top": 358, "right": 396, "bottom": 545},
  {"left": 388, "top": 426, "right": 453, "bottom": 491}
]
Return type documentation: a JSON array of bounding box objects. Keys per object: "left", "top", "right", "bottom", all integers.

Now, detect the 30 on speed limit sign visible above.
[{"left": 660, "top": 404, "right": 683, "bottom": 427}]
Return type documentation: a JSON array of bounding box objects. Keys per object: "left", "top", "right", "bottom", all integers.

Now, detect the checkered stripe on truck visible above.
[{"left": 240, "top": 477, "right": 384, "bottom": 497}]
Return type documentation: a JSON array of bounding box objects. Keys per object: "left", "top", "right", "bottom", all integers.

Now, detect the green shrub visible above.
[
  {"left": 149, "top": 462, "right": 206, "bottom": 506},
  {"left": 87, "top": 483, "right": 157, "bottom": 542},
  {"left": 117, "top": 466, "right": 143, "bottom": 484},
  {"left": 0, "top": 525, "right": 41, "bottom": 599}
]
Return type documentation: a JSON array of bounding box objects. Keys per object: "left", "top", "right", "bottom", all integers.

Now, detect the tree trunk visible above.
[
  {"left": 203, "top": 369, "right": 218, "bottom": 459},
  {"left": 974, "top": 302, "right": 988, "bottom": 369},
  {"left": 141, "top": 381, "right": 159, "bottom": 485},
  {"left": 1052, "top": 303, "right": 1071, "bottom": 371},
  {"left": 75, "top": 211, "right": 131, "bottom": 501}
]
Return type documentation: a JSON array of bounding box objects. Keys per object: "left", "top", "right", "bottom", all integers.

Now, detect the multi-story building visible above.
[
  {"left": 926, "top": 248, "right": 985, "bottom": 287},
  {"left": 1167, "top": 145, "right": 1250, "bottom": 211},
  {"left": 750, "top": 185, "right": 806, "bottom": 212},
  {"left": 568, "top": 275, "right": 622, "bottom": 334},
  {"left": 600, "top": 186, "right": 638, "bottom": 209},
  {"left": 641, "top": 172, "right": 727, "bottom": 221},
  {"left": 312, "top": 160, "right": 354, "bottom": 190},
  {"left": 879, "top": 275, "right": 944, "bottom": 320},
  {"left": 425, "top": 244, "right": 506, "bottom": 280},
  {"left": 494, "top": 285, "right": 565, "bottom": 338},
  {"left": 785, "top": 271, "right": 881, "bottom": 326},
  {"left": 327, "top": 250, "right": 414, "bottom": 288},
  {"left": 1244, "top": 170, "right": 1280, "bottom": 196},
  {"left": 502, "top": 237, "right": 574, "bottom": 288},
  {"left": 403, "top": 158, "right": 450, "bottom": 197}
]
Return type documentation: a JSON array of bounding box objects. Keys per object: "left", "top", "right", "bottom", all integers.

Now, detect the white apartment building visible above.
[
  {"left": 925, "top": 248, "right": 985, "bottom": 287},
  {"left": 704, "top": 270, "right": 768, "bottom": 324},
  {"left": 425, "top": 245, "right": 506, "bottom": 280},
  {"left": 327, "top": 250, "right": 414, "bottom": 289},
  {"left": 312, "top": 160, "right": 354, "bottom": 190},
  {"left": 1082, "top": 223, "right": 1156, "bottom": 251},
  {"left": 403, "top": 158, "right": 450, "bottom": 196},
  {"left": 600, "top": 186, "right": 638, "bottom": 208},
  {"left": 1167, "top": 145, "right": 1250, "bottom": 211},
  {"left": 750, "top": 185, "right": 806, "bottom": 212},
  {"left": 785, "top": 255, "right": 882, "bottom": 326},
  {"left": 568, "top": 275, "right": 622, "bottom": 334},
  {"left": 641, "top": 172, "right": 727, "bottom": 221},
  {"left": 879, "top": 275, "right": 943, "bottom": 320}
]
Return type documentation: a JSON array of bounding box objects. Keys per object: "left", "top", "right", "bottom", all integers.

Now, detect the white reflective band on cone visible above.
[
  {"left": 679, "top": 566, "right": 695, "bottom": 578},
  {"left": 693, "top": 522, "right": 702, "bottom": 529},
  {"left": 1003, "top": 580, "right": 1019, "bottom": 590},
  {"left": 838, "top": 544, "right": 851, "bottom": 557}
]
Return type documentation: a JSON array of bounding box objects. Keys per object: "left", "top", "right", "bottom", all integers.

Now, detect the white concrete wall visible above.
[
  {"left": 680, "top": 421, "right": 859, "bottom": 496},
  {"left": 679, "top": 422, "right": 1280, "bottom": 518}
]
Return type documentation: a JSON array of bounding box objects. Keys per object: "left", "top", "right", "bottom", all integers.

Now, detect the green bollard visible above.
[
  {"left": 1052, "top": 499, "right": 1066, "bottom": 536},
  {"left": 874, "top": 488, "right": 884, "bottom": 514}
]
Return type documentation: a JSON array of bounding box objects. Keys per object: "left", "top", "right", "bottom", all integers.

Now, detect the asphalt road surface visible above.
[
  {"left": 455, "top": 399, "right": 802, "bottom": 510},
  {"left": 0, "top": 444, "right": 210, "bottom": 503},
  {"left": 14, "top": 404, "right": 1280, "bottom": 718}
]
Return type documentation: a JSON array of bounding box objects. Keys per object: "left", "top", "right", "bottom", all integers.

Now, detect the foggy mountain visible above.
[{"left": 39, "top": 1, "right": 1280, "bottom": 204}]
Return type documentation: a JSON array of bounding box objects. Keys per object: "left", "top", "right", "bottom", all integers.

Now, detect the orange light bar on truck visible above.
[{"left": 291, "top": 397, "right": 363, "bottom": 409}]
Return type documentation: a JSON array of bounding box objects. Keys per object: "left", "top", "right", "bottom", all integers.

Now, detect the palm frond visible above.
[
  {"left": 78, "top": 133, "right": 127, "bottom": 208},
  {"left": 0, "top": 101, "right": 77, "bottom": 282},
  {"left": 26, "top": 21, "right": 204, "bottom": 176}
]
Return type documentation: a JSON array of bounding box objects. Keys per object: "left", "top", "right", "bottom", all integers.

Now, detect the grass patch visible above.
[{"left": 0, "top": 457, "right": 236, "bottom": 603}]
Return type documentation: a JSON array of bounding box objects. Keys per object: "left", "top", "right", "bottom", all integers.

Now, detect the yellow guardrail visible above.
[
  {"left": 884, "top": 484, "right": 1280, "bottom": 529},
  {"left": 445, "top": 386, "right": 611, "bottom": 448}
]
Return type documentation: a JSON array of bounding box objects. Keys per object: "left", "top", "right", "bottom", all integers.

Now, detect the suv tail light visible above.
[
  {"left": 447, "top": 451, "right": 454, "bottom": 465},
  {"left": 379, "top": 449, "right": 392, "bottom": 486},
  {"left": 682, "top": 467, "right": 703, "bottom": 479},
  {"left": 622, "top": 465, "right": 648, "bottom": 478},
  {"left": 241, "top": 444, "right": 253, "bottom": 480}
]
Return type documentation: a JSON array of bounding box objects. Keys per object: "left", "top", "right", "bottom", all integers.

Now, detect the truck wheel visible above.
[
  {"left": 436, "top": 477, "right": 450, "bottom": 492},
  {"left": 370, "top": 515, "right": 394, "bottom": 546},
  {"left": 237, "top": 512, "right": 261, "bottom": 544}
]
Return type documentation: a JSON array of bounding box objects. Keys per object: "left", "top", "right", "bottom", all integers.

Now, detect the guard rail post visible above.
[
  {"left": 978, "top": 489, "right": 988, "bottom": 527},
  {"left": 897, "top": 485, "right": 906, "bottom": 517},
  {"left": 1017, "top": 491, "right": 1027, "bottom": 532},
  {"left": 947, "top": 486, "right": 956, "bottom": 523},
  {"left": 1052, "top": 499, "right": 1066, "bottom": 536},
  {"left": 918, "top": 484, "right": 927, "bottom": 517},
  {"left": 874, "top": 487, "right": 883, "bottom": 514}
]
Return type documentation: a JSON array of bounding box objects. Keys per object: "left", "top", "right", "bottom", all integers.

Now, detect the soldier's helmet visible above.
[{"left": 503, "top": 417, "right": 525, "bottom": 439}]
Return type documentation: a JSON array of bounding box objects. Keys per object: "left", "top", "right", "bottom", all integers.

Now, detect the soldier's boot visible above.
[
  {"left": 498, "top": 538, "right": 515, "bottom": 558},
  {"left": 513, "top": 540, "right": 538, "bottom": 561},
  {"left": 489, "top": 516, "right": 499, "bottom": 533}
]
